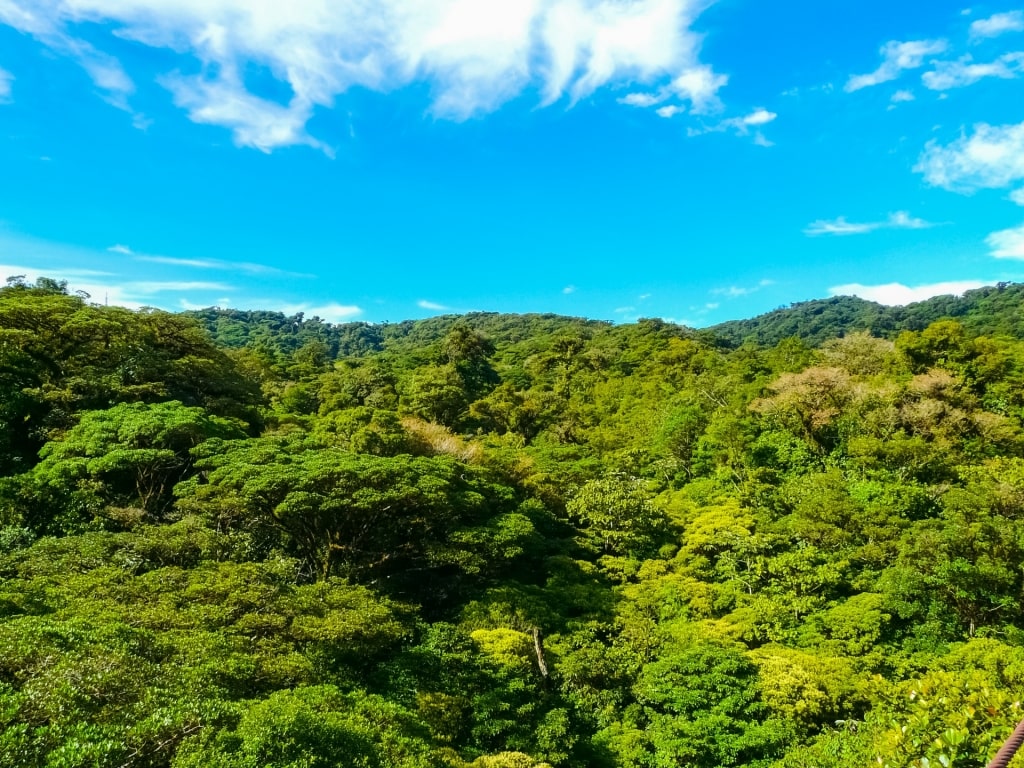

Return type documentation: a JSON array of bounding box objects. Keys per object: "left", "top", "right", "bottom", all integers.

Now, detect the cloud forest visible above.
[{"left": 4, "top": 277, "right": 1024, "bottom": 766}]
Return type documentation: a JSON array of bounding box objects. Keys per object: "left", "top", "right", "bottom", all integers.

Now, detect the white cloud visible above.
[
  {"left": 806, "top": 218, "right": 875, "bottom": 236},
  {"left": 243, "top": 300, "right": 363, "bottom": 322},
  {"left": 916, "top": 120, "right": 1024, "bottom": 191},
  {"left": 722, "top": 107, "right": 776, "bottom": 132},
  {"left": 618, "top": 92, "right": 661, "bottom": 107},
  {"left": 829, "top": 280, "right": 986, "bottom": 305},
  {"left": 161, "top": 70, "right": 330, "bottom": 154},
  {"left": 0, "top": 66, "right": 12, "bottom": 102},
  {"left": 804, "top": 211, "right": 933, "bottom": 236},
  {"left": 1, "top": 0, "right": 727, "bottom": 151},
  {"left": 300, "top": 304, "right": 362, "bottom": 322},
  {"left": 888, "top": 211, "right": 932, "bottom": 228},
  {"left": 970, "top": 10, "right": 1024, "bottom": 40},
  {"left": 739, "top": 108, "right": 776, "bottom": 127},
  {"left": 656, "top": 104, "right": 685, "bottom": 118},
  {"left": 711, "top": 278, "right": 774, "bottom": 297},
  {"left": 986, "top": 223, "right": 1024, "bottom": 258},
  {"left": 922, "top": 52, "right": 1024, "bottom": 90},
  {"left": 418, "top": 299, "right": 449, "bottom": 311},
  {"left": 1011, "top": 188, "right": 1024, "bottom": 205},
  {"left": 562, "top": 285, "right": 576, "bottom": 294},
  {"left": 846, "top": 39, "right": 948, "bottom": 91},
  {"left": 891, "top": 89, "right": 915, "bottom": 103},
  {"left": 666, "top": 65, "right": 728, "bottom": 114}
]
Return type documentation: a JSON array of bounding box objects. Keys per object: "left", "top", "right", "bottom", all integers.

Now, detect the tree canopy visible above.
[{"left": 4, "top": 276, "right": 1024, "bottom": 766}]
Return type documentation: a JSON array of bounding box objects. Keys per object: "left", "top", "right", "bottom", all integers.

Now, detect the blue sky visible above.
[{"left": 2, "top": 0, "right": 1024, "bottom": 326}]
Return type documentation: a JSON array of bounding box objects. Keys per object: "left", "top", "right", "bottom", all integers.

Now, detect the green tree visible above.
[
  {"left": 567, "top": 475, "right": 667, "bottom": 561},
  {"left": 1, "top": 401, "right": 245, "bottom": 534}
]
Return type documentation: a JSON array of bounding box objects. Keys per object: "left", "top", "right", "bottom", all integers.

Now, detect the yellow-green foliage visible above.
[
  {"left": 750, "top": 645, "right": 859, "bottom": 726},
  {"left": 471, "top": 628, "right": 535, "bottom": 674}
]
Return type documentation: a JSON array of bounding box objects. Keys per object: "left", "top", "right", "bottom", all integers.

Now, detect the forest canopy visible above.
[{"left": 3, "top": 277, "right": 1024, "bottom": 767}]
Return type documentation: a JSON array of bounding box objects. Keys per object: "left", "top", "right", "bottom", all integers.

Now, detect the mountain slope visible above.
[{"left": 708, "top": 282, "right": 1024, "bottom": 346}]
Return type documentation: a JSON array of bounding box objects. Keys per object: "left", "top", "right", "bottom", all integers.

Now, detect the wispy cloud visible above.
[
  {"left": 829, "top": 280, "right": 986, "bottom": 305},
  {"left": 620, "top": 64, "right": 730, "bottom": 118},
  {"left": 0, "top": 236, "right": 358, "bottom": 320},
  {"left": 916, "top": 120, "right": 1024, "bottom": 192},
  {"left": 970, "top": 10, "right": 1024, "bottom": 41},
  {"left": 417, "top": 299, "right": 449, "bottom": 311},
  {"left": 139, "top": 254, "right": 301, "bottom": 276},
  {"left": 891, "top": 89, "right": 915, "bottom": 104},
  {"left": 2, "top": 0, "right": 728, "bottom": 152},
  {"left": 720, "top": 107, "right": 776, "bottom": 131},
  {"left": 0, "top": 262, "right": 113, "bottom": 281},
  {"left": 109, "top": 244, "right": 308, "bottom": 277},
  {"left": 685, "top": 107, "right": 778, "bottom": 143},
  {"left": 0, "top": 262, "right": 232, "bottom": 309},
  {"left": 1011, "top": 188, "right": 1024, "bottom": 205},
  {"left": 712, "top": 279, "right": 774, "bottom": 298},
  {"left": 562, "top": 285, "right": 576, "bottom": 295},
  {"left": 129, "top": 281, "right": 234, "bottom": 294},
  {"left": 0, "top": 263, "right": 141, "bottom": 308},
  {"left": 986, "top": 223, "right": 1024, "bottom": 258},
  {"left": 804, "top": 211, "right": 934, "bottom": 236},
  {"left": 846, "top": 39, "right": 948, "bottom": 92},
  {"left": 0, "top": 2, "right": 142, "bottom": 119},
  {"left": 922, "top": 52, "right": 1024, "bottom": 90},
  {"left": 136, "top": 255, "right": 224, "bottom": 269},
  {"left": 0, "top": 67, "right": 12, "bottom": 103}
]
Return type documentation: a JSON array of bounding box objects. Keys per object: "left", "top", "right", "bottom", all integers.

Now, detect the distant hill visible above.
[
  {"left": 186, "top": 307, "right": 611, "bottom": 362},
  {"left": 186, "top": 282, "right": 1024, "bottom": 358},
  {"left": 707, "top": 282, "right": 1024, "bottom": 346}
]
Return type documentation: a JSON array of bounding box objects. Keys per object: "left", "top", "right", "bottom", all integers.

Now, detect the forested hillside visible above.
[
  {"left": 5, "top": 277, "right": 1024, "bottom": 767},
  {"left": 709, "top": 282, "right": 1024, "bottom": 347}
]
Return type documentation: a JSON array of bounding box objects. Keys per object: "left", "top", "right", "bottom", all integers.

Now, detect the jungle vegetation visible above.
[{"left": 4, "top": 276, "right": 1024, "bottom": 767}]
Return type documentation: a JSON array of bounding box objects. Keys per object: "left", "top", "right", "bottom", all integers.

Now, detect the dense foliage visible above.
[
  {"left": 5, "top": 277, "right": 1024, "bottom": 766},
  {"left": 709, "top": 282, "right": 1024, "bottom": 347}
]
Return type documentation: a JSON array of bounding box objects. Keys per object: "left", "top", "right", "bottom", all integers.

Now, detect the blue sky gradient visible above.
[{"left": 2, "top": 0, "right": 1024, "bottom": 325}]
